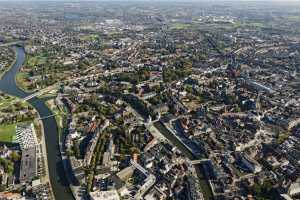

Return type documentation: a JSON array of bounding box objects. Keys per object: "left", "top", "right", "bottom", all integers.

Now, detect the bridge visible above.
[
  {"left": 38, "top": 114, "right": 58, "bottom": 120},
  {"left": 0, "top": 85, "right": 58, "bottom": 111},
  {"left": 0, "top": 41, "right": 25, "bottom": 47},
  {"left": 1, "top": 70, "right": 106, "bottom": 110},
  {"left": 38, "top": 113, "right": 70, "bottom": 121},
  {"left": 22, "top": 85, "right": 58, "bottom": 101},
  {"left": 190, "top": 159, "right": 211, "bottom": 165}
]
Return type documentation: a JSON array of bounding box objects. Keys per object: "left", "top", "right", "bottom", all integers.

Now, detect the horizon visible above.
[
  {"left": 0, "top": 0, "right": 300, "bottom": 2},
  {"left": 0, "top": 0, "right": 300, "bottom": 5}
]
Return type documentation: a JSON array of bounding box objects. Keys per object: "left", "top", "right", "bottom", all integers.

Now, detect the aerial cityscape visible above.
[{"left": 0, "top": 0, "right": 299, "bottom": 200}]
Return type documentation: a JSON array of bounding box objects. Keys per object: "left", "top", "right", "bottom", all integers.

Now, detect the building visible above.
[
  {"left": 0, "top": 192, "right": 24, "bottom": 200},
  {"left": 289, "top": 182, "right": 300, "bottom": 198},
  {"left": 15, "top": 123, "right": 38, "bottom": 150},
  {"left": 19, "top": 146, "right": 37, "bottom": 183},
  {"left": 16, "top": 123, "right": 38, "bottom": 183},
  {"left": 236, "top": 153, "right": 262, "bottom": 173},
  {"left": 89, "top": 190, "right": 120, "bottom": 200}
]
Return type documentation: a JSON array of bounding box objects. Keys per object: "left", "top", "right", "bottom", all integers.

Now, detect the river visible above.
[{"left": 0, "top": 46, "right": 74, "bottom": 200}]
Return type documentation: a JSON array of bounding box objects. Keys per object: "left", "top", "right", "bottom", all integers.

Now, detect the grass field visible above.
[
  {"left": 45, "top": 99, "right": 67, "bottom": 135},
  {"left": 0, "top": 124, "right": 16, "bottom": 143},
  {"left": 16, "top": 72, "right": 34, "bottom": 92},
  {"left": 171, "top": 23, "right": 193, "bottom": 30},
  {"left": 287, "top": 15, "right": 300, "bottom": 22},
  {"left": 79, "top": 34, "right": 100, "bottom": 41},
  {"left": 26, "top": 55, "right": 47, "bottom": 68}
]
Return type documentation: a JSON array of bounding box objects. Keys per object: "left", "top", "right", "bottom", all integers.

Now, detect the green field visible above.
[
  {"left": 26, "top": 55, "right": 47, "bottom": 67},
  {"left": 287, "top": 15, "right": 300, "bottom": 22},
  {"left": 16, "top": 72, "right": 34, "bottom": 92},
  {"left": 171, "top": 23, "right": 193, "bottom": 30},
  {"left": 0, "top": 95, "right": 34, "bottom": 113},
  {"left": 79, "top": 34, "right": 100, "bottom": 41},
  {"left": 0, "top": 124, "right": 16, "bottom": 143}
]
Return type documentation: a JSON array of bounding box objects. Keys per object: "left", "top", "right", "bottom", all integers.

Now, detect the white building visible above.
[{"left": 15, "top": 123, "right": 38, "bottom": 150}]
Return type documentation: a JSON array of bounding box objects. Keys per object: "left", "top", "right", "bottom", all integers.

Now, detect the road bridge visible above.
[
  {"left": 22, "top": 85, "right": 58, "bottom": 101},
  {"left": 0, "top": 41, "right": 25, "bottom": 47},
  {"left": 0, "top": 85, "right": 58, "bottom": 111},
  {"left": 190, "top": 159, "right": 211, "bottom": 165}
]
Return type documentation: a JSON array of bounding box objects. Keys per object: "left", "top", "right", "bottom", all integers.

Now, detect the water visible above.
[
  {"left": 0, "top": 46, "right": 74, "bottom": 200},
  {"left": 153, "top": 121, "right": 213, "bottom": 200}
]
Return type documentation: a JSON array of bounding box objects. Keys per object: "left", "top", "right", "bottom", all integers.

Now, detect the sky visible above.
[
  {"left": 0, "top": 0, "right": 300, "bottom": 2},
  {"left": 1, "top": 0, "right": 300, "bottom": 2}
]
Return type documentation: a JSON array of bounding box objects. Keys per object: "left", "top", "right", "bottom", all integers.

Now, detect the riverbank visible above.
[
  {"left": 0, "top": 93, "right": 38, "bottom": 143},
  {"left": 124, "top": 96, "right": 213, "bottom": 199},
  {"left": 0, "top": 46, "right": 16, "bottom": 80},
  {"left": 59, "top": 121, "right": 81, "bottom": 200},
  {"left": 36, "top": 110, "right": 54, "bottom": 197},
  {"left": 153, "top": 121, "right": 214, "bottom": 200},
  {"left": 0, "top": 46, "right": 74, "bottom": 200},
  {"left": 15, "top": 54, "right": 38, "bottom": 94},
  {"left": 0, "top": 47, "right": 54, "bottom": 197},
  {"left": 43, "top": 97, "right": 78, "bottom": 199}
]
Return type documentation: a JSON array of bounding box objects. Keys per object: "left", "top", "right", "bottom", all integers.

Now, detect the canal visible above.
[
  {"left": 0, "top": 46, "right": 74, "bottom": 200},
  {"left": 154, "top": 121, "right": 214, "bottom": 200}
]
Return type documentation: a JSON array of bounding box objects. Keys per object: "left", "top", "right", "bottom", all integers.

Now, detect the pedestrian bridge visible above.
[
  {"left": 38, "top": 114, "right": 57, "bottom": 120},
  {"left": 38, "top": 113, "right": 69, "bottom": 120}
]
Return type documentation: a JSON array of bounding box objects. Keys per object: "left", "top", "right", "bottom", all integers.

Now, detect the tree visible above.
[
  {"left": 252, "top": 180, "right": 276, "bottom": 200},
  {"left": 10, "top": 151, "right": 21, "bottom": 162}
]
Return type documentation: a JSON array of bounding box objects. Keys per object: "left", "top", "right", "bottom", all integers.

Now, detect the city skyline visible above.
[{"left": 0, "top": 1, "right": 299, "bottom": 200}]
